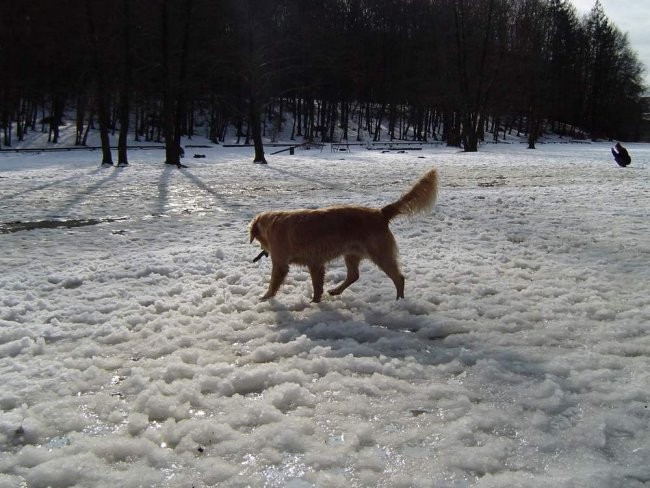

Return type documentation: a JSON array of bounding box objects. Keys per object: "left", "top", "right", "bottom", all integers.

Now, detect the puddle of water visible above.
[{"left": 1, "top": 217, "right": 128, "bottom": 234}]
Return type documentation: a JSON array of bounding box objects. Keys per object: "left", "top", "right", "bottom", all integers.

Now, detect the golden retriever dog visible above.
[{"left": 249, "top": 168, "right": 438, "bottom": 302}]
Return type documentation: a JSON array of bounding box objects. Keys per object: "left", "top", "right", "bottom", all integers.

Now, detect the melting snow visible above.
[{"left": 0, "top": 142, "right": 648, "bottom": 487}]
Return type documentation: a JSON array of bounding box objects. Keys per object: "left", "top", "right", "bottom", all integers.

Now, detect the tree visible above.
[
  {"left": 85, "top": 0, "right": 114, "bottom": 166},
  {"left": 1, "top": 0, "right": 646, "bottom": 154},
  {"left": 511, "top": 0, "right": 552, "bottom": 149},
  {"left": 228, "top": 0, "right": 285, "bottom": 164},
  {"left": 451, "top": 0, "right": 509, "bottom": 152},
  {"left": 545, "top": 0, "right": 584, "bottom": 136},
  {"left": 161, "top": 0, "right": 194, "bottom": 167},
  {"left": 582, "top": 1, "right": 645, "bottom": 139},
  {"left": 117, "top": 0, "right": 133, "bottom": 167}
]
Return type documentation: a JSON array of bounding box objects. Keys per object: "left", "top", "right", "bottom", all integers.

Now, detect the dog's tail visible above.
[{"left": 381, "top": 168, "right": 438, "bottom": 222}]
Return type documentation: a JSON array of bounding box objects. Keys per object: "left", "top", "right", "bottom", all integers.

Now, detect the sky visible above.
[{"left": 572, "top": 0, "right": 650, "bottom": 87}]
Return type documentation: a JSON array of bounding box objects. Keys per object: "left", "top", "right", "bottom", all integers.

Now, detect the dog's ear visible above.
[{"left": 249, "top": 219, "right": 259, "bottom": 243}]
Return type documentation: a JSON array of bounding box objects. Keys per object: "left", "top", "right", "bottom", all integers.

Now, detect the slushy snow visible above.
[{"left": 0, "top": 141, "right": 648, "bottom": 487}]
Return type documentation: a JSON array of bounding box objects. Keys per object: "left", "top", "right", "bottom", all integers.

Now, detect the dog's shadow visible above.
[
  {"left": 256, "top": 300, "right": 558, "bottom": 403},
  {"left": 260, "top": 300, "right": 462, "bottom": 366}
]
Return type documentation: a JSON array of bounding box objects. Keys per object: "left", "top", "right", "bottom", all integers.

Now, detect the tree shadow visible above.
[
  {"left": 177, "top": 167, "right": 255, "bottom": 217},
  {"left": 155, "top": 164, "right": 175, "bottom": 216},
  {"left": 261, "top": 164, "right": 358, "bottom": 195},
  {"left": 55, "top": 167, "right": 122, "bottom": 216},
  {"left": 0, "top": 167, "right": 105, "bottom": 203}
]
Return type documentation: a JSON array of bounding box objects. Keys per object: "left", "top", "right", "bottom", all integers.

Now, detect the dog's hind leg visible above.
[
  {"left": 381, "top": 262, "right": 405, "bottom": 299},
  {"left": 367, "top": 232, "right": 405, "bottom": 299},
  {"left": 308, "top": 264, "right": 326, "bottom": 303},
  {"left": 261, "top": 262, "right": 289, "bottom": 300},
  {"left": 370, "top": 253, "right": 405, "bottom": 300},
  {"left": 328, "top": 254, "right": 361, "bottom": 296}
]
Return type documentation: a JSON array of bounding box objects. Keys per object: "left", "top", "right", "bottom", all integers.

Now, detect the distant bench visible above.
[
  {"left": 366, "top": 142, "right": 424, "bottom": 151},
  {"left": 366, "top": 141, "right": 446, "bottom": 151},
  {"left": 269, "top": 142, "right": 325, "bottom": 155}
]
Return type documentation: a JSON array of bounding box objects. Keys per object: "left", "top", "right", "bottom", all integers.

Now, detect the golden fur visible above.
[{"left": 249, "top": 168, "right": 438, "bottom": 302}]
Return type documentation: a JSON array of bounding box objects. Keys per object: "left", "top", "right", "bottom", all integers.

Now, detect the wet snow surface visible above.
[{"left": 0, "top": 143, "right": 649, "bottom": 487}]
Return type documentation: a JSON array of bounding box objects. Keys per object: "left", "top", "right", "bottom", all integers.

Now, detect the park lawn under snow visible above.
[{"left": 0, "top": 141, "right": 648, "bottom": 488}]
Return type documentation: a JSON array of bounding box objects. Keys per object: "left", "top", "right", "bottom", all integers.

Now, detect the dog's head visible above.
[{"left": 249, "top": 214, "right": 269, "bottom": 250}]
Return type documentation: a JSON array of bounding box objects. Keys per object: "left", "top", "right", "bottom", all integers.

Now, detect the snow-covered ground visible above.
[{"left": 0, "top": 141, "right": 648, "bottom": 487}]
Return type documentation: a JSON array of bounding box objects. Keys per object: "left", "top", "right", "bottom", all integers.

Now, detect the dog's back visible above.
[{"left": 259, "top": 206, "right": 390, "bottom": 265}]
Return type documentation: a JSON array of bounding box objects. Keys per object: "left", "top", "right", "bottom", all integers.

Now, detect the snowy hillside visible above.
[{"left": 0, "top": 142, "right": 648, "bottom": 487}]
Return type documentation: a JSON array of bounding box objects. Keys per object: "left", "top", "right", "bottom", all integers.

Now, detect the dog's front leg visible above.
[
  {"left": 308, "top": 264, "right": 325, "bottom": 303},
  {"left": 261, "top": 262, "right": 289, "bottom": 300},
  {"left": 328, "top": 254, "right": 360, "bottom": 296}
]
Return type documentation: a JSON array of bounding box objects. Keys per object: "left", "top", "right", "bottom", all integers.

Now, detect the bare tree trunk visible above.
[
  {"left": 161, "top": 0, "right": 192, "bottom": 168},
  {"left": 295, "top": 96, "right": 302, "bottom": 138},
  {"left": 2, "top": 111, "right": 11, "bottom": 147},
  {"left": 250, "top": 95, "right": 266, "bottom": 163},
  {"left": 16, "top": 100, "right": 24, "bottom": 142},
  {"left": 75, "top": 95, "right": 86, "bottom": 146},
  {"left": 173, "top": 0, "right": 192, "bottom": 166},
  {"left": 162, "top": 0, "right": 193, "bottom": 168},
  {"left": 49, "top": 94, "right": 65, "bottom": 144},
  {"left": 117, "top": 0, "right": 132, "bottom": 167},
  {"left": 85, "top": 2, "right": 113, "bottom": 166},
  {"left": 527, "top": 101, "right": 540, "bottom": 149},
  {"left": 162, "top": 0, "right": 178, "bottom": 165},
  {"left": 373, "top": 103, "right": 385, "bottom": 142}
]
